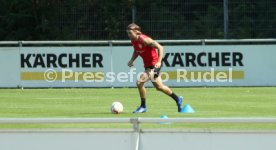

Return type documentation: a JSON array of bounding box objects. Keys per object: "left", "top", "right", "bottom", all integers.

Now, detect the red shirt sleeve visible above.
[{"left": 138, "top": 34, "right": 148, "bottom": 43}]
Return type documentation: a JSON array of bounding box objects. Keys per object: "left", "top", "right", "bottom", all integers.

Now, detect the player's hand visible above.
[
  {"left": 155, "top": 62, "right": 161, "bottom": 68},
  {"left": 128, "top": 60, "right": 134, "bottom": 67}
]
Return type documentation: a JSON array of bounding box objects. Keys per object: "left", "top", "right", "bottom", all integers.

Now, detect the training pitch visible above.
[{"left": 0, "top": 87, "right": 276, "bottom": 129}]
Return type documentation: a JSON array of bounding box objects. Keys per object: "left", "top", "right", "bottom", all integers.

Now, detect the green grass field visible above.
[{"left": 0, "top": 87, "right": 276, "bottom": 129}]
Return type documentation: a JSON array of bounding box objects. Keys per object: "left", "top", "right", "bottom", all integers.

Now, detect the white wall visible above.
[
  {"left": 0, "top": 48, "right": 20, "bottom": 87},
  {"left": 0, "top": 129, "right": 276, "bottom": 150},
  {"left": 0, "top": 45, "right": 276, "bottom": 87}
]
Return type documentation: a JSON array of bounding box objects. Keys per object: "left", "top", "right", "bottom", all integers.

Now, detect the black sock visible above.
[
  {"left": 140, "top": 98, "right": 146, "bottom": 108},
  {"left": 170, "top": 93, "right": 179, "bottom": 102}
]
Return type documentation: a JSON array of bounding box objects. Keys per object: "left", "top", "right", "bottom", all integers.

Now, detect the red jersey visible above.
[{"left": 131, "top": 34, "right": 158, "bottom": 68}]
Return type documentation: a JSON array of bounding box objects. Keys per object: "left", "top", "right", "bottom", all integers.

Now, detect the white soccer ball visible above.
[{"left": 111, "top": 101, "right": 123, "bottom": 114}]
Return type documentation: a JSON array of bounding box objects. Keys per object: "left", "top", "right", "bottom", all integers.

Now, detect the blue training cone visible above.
[
  {"left": 160, "top": 115, "right": 168, "bottom": 119},
  {"left": 181, "top": 104, "right": 195, "bottom": 113},
  {"left": 160, "top": 115, "right": 171, "bottom": 124}
]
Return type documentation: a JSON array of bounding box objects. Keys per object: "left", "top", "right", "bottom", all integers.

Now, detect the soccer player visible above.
[{"left": 126, "top": 23, "right": 183, "bottom": 113}]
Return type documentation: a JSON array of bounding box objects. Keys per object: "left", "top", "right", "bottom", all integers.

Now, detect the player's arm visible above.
[
  {"left": 128, "top": 50, "right": 138, "bottom": 67},
  {"left": 143, "top": 38, "right": 163, "bottom": 68}
]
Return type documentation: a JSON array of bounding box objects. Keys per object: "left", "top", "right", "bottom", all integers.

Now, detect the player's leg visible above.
[
  {"left": 133, "top": 70, "right": 151, "bottom": 113},
  {"left": 151, "top": 74, "right": 183, "bottom": 112},
  {"left": 152, "top": 77, "right": 172, "bottom": 94}
]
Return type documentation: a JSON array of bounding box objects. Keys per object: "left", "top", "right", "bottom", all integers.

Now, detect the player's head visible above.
[{"left": 127, "top": 23, "right": 141, "bottom": 40}]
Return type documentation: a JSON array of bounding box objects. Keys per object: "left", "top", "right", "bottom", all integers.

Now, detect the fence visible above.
[
  {"left": 2, "top": 38, "right": 276, "bottom": 46},
  {"left": 1, "top": 0, "right": 276, "bottom": 40},
  {"left": 1, "top": 117, "right": 276, "bottom": 129},
  {"left": 0, "top": 118, "right": 276, "bottom": 150}
]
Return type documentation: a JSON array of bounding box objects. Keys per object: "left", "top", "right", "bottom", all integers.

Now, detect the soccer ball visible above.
[{"left": 111, "top": 101, "right": 123, "bottom": 114}]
